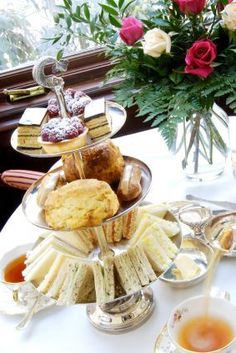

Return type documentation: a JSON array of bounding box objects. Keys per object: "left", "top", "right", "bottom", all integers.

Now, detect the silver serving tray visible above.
[
  {"left": 11, "top": 101, "right": 127, "bottom": 158},
  {"left": 81, "top": 210, "right": 182, "bottom": 265},
  {"left": 29, "top": 209, "right": 182, "bottom": 305},
  {"left": 165, "top": 200, "right": 236, "bottom": 257},
  {"left": 160, "top": 236, "right": 213, "bottom": 288},
  {"left": 22, "top": 156, "right": 152, "bottom": 230}
]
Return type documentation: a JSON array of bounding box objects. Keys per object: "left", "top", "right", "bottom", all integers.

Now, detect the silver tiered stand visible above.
[{"left": 11, "top": 57, "right": 182, "bottom": 333}]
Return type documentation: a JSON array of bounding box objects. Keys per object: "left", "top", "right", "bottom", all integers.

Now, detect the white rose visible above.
[
  {"left": 142, "top": 28, "right": 171, "bottom": 58},
  {"left": 222, "top": 3, "right": 236, "bottom": 31}
]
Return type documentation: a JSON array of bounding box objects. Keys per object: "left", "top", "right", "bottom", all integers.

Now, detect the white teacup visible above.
[
  {"left": 0, "top": 244, "right": 33, "bottom": 290},
  {"left": 167, "top": 295, "right": 236, "bottom": 353}
]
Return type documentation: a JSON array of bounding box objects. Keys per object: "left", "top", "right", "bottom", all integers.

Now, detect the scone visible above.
[
  {"left": 62, "top": 139, "right": 124, "bottom": 184},
  {"left": 44, "top": 179, "right": 120, "bottom": 230},
  {"left": 37, "top": 171, "right": 65, "bottom": 207},
  {"left": 81, "top": 140, "right": 124, "bottom": 184}
]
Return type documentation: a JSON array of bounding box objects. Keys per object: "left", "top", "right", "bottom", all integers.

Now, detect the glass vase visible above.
[{"left": 172, "top": 104, "right": 229, "bottom": 182}]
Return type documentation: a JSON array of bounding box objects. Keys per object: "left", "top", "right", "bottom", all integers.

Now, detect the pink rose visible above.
[
  {"left": 119, "top": 17, "right": 144, "bottom": 46},
  {"left": 185, "top": 39, "right": 217, "bottom": 78},
  {"left": 174, "top": 0, "right": 206, "bottom": 14}
]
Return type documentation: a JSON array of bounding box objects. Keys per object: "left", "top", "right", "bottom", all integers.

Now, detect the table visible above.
[{"left": 1, "top": 129, "right": 236, "bottom": 353}]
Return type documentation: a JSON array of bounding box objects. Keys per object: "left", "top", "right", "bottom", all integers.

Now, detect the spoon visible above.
[
  {"left": 16, "top": 294, "right": 41, "bottom": 330},
  {"left": 186, "top": 194, "right": 236, "bottom": 210}
]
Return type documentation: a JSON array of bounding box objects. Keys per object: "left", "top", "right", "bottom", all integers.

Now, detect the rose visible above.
[
  {"left": 142, "top": 28, "right": 171, "bottom": 58},
  {"left": 222, "top": 3, "right": 236, "bottom": 31},
  {"left": 185, "top": 39, "right": 217, "bottom": 78},
  {"left": 174, "top": 0, "right": 206, "bottom": 14},
  {"left": 119, "top": 17, "right": 144, "bottom": 46},
  {"left": 217, "top": 0, "right": 233, "bottom": 12}
]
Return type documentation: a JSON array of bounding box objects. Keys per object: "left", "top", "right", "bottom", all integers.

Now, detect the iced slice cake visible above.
[
  {"left": 84, "top": 98, "right": 111, "bottom": 141},
  {"left": 17, "top": 107, "right": 48, "bottom": 149}
]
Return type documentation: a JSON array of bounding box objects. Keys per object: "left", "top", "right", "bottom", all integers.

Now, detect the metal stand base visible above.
[{"left": 86, "top": 287, "right": 155, "bottom": 334}]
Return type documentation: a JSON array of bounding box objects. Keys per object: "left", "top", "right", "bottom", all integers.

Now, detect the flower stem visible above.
[{"left": 193, "top": 113, "right": 201, "bottom": 174}]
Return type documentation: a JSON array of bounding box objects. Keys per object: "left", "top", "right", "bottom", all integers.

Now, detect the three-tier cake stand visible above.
[{"left": 10, "top": 56, "right": 182, "bottom": 333}]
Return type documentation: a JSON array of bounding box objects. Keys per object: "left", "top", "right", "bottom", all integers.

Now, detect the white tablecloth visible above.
[{"left": 1, "top": 129, "right": 236, "bottom": 353}]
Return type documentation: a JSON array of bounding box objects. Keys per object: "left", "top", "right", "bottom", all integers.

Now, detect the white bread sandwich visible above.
[
  {"left": 141, "top": 234, "right": 172, "bottom": 273},
  {"left": 37, "top": 253, "right": 65, "bottom": 293},
  {"left": 138, "top": 204, "right": 168, "bottom": 218},
  {"left": 128, "top": 245, "right": 155, "bottom": 285},
  {"left": 114, "top": 252, "right": 141, "bottom": 294}
]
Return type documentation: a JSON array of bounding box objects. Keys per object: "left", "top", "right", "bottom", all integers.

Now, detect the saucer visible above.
[
  {"left": 154, "top": 325, "right": 176, "bottom": 353},
  {"left": 0, "top": 282, "right": 54, "bottom": 315}
]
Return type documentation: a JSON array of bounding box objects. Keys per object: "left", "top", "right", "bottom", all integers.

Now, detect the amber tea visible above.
[
  {"left": 178, "top": 315, "right": 234, "bottom": 352},
  {"left": 4, "top": 254, "right": 26, "bottom": 283}
]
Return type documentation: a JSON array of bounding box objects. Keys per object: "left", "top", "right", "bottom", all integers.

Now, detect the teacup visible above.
[
  {"left": 0, "top": 244, "right": 33, "bottom": 296},
  {"left": 167, "top": 295, "right": 236, "bottom": 353}
]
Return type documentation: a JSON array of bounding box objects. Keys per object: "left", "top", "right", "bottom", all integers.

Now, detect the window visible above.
[
  {"left": 0, "top": 1, "right": 114, "bottom": 124},
  {"left": 0, "top": 0, "right": 147, "bottom": 124},
  {"left": 0, "top": 0, "right": 103, "bottom": 73},
  {"left": 0, "top": 0, "right": 150, "bottom": 167}
]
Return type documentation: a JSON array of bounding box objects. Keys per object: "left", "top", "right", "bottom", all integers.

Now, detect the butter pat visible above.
[{"left": 173, "top": 254, "right": 200, "bottom": 280}]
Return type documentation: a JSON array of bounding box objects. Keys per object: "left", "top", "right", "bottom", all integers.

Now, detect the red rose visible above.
[
  {"left": 119, "top": 17, "right": 144, "bottom": 46},
  {"left": 174, "top": 0, "right": 206, "bottom": 14},
  {"left": 185, "top": 39, "right": 217, "bottom": 78}
]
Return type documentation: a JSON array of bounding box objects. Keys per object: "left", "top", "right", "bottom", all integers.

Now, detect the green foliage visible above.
[
  {"left": 113, "top": 69, "right": 236, "bottom": 147},
  {"left": 0, "top": 9, "right": 38, "bottom": 71},
  {"left": 50, "top": 0, "right": 236, "bottom": 144}
]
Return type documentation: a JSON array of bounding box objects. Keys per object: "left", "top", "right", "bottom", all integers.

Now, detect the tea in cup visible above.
[
  {"left": 0, "top": 244, "right": 33, "bottom": 292},
  {"left": 167, "top": 295, "right": 236, "bottom": 353}
]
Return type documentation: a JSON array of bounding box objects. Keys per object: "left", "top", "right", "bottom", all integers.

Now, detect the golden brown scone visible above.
[
  {"left": 44, "top": 179, "right": 120, "bottom": 230},
  {"left": 37, "top": 171, "right": 66, "bottom": 207},
  {"left": 62, "top": 140, "right": 124, "bottom": 184}
]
